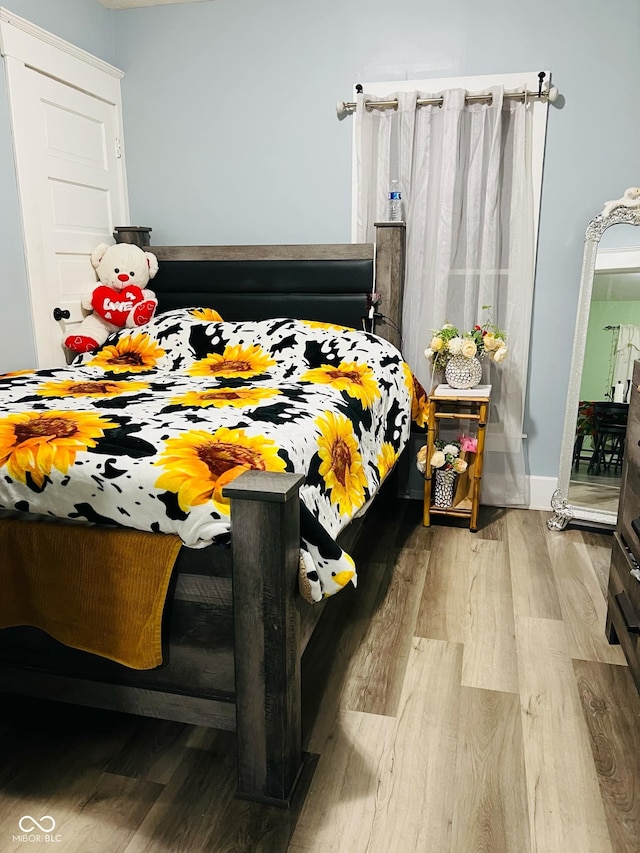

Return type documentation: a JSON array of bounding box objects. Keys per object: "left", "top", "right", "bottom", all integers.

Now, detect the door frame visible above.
[{"left": 0, "top": 7, "right": 130, "bottom": 366}]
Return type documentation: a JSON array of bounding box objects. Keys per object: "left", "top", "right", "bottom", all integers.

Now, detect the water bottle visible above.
[{"left": 388, "top": 179, "right": 402, "bottom": 221}]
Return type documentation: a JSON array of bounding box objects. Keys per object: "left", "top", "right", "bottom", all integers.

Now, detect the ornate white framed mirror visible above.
[{"left": 548, "top": 188, "right": 640, "bottom": 530}]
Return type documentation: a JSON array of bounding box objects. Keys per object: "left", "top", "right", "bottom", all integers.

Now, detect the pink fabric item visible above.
[{"left": 460, "top": 435, "right": 478, "bottom": 454}]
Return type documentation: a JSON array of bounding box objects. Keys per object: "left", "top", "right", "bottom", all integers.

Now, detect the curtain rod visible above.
[
  {"left": 336, "top": 74, "right": 559, "bottom": 118},
  {"left": 605, "top": 325, "right": 620, "bottom": 330}
]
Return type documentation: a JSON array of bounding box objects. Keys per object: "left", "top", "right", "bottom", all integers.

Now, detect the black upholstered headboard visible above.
[
  {"left": 147, "top": 225, "right": 406, "bottom": 350},
  {"left": 149, "top": 244, "right": 375, "bottom": 331}
]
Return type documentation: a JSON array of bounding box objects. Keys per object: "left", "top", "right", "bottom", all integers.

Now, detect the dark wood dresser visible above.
[{"left": 607, "top": 359, "right": 640, "bottom": 694}]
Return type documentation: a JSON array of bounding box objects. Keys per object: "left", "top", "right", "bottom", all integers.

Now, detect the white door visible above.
[{"left": 0, "top": 8, "right": 129, "bottom": 367}]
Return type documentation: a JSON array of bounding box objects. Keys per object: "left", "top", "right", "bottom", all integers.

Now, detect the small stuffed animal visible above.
[{"left": 64, "top": 242, "right": 159, "bottom": 353}]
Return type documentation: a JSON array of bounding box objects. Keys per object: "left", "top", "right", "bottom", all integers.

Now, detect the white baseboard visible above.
[{"left": 528, "top": 475, "right": 558, "bottom": 511}]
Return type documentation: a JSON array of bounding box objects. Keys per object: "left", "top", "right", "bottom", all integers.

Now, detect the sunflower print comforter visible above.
[{"left": 0, "top": 309, "right": 425, "bottom": 602}]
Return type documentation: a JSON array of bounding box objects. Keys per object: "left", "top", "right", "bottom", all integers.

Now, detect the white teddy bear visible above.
[{"left": 64, "top": 242, "right": 159, "bottom": 354}]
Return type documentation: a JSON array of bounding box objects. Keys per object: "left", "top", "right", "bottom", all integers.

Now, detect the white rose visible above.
[
  {"left": 430, "top": 450, "right": 446, "bottom": 468},
  {"left": 424, "top": 347, "right": 434, "bottom": 360},
  {"left": 442, "top": 444, "right": 459, "bottom": 457},
  {"left": 461, "top": 339, "right": 477, "bottom": 358},
  {"left": 453, "top": 458, "right": 468, "bottom": 474},
  {"left": 493, "top": 346, "right": 508, "bottom": 363},
  {"left": 447, "top": 337, "right": 463, "bottom": 355}
]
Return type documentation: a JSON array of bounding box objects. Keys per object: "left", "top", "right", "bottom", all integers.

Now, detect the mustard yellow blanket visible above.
[{"left": 0, "top": 518, "right": 182, "bottom": 670}]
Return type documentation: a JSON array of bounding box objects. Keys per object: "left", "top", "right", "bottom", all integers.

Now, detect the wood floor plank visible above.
[
  {"left": 516, "top": 617, "right": 613, "bottom": 852},
  {"left": 507, "top": 509, "right": 563, "bottom": 620},
  {"left": 415, "top": 526, "right": 474, "bottom": 642},
  {"left": 392, "top": 496, "right": 433, "bottom": 552},
  {"left": 43, "top": 773, "right": 163, "bottom": 853},
  {"left": 289, "top": 709, "right": 397, "bottom": 852},
  {"left": 206, "top": 783, "right": 306, "bottom": 853},
  {"left": 122, "top": 732, "right": 238, "bottom": 853},
  {"left": 365, "top": 638, "right": 463, "bottom": 853},
  {"left": 106, "top": 718, "right": 189, "bottom": 785},
  {"left": 580, "top": 529, "right": 615, "bottom": 548},
  {"left": 573, "top": 659, "right": 640, "bottom": 852},
  {"left": 292, "top": 638, "right": 466, "bottom": 852},
  {"left": 580, "top": 536, "right": 614, "bottom": 601},
  {"left": 416, "top": 529, "right": 517, "bottom": 692},
  {"left": 476, "top": 504, "right": 508, "bottom": 540},
  {"left": 450, "top": 687, "right": 531, "bottom": 853},
  {"left": 559, "top": 528, "right": 614, "bottom": 600},
  {"left": 300, "top": 561, "right": 389, "bottom": 752},
  {"left": 340, "top": 547, "right": 430, "bottom": 716},
  {"left": 0, "top": 698, "right": 137, "bottom": 794},
  {"left": 461, "top": 539, "right": 518, "bottom": 693},
  {"left": 544, "top": 530, "right": 627, "bottom": 665},
  {"left": 0, "top": 702, "right": 139, "bottom": 845}
]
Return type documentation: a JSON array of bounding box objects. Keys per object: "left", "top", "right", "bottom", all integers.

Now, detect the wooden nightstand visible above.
[{"left": 423, "top": 385, "right": 491, "bottom": 532}]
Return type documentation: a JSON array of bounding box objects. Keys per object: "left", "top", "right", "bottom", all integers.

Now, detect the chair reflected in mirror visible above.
[
  {"left": 573, "top": 400, "right": 596, "bottom": 471},
  {"left": 588, "top": 401, "right": 628, "bottom": 474}
]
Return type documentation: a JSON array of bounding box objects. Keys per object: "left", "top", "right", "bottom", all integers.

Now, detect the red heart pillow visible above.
[{"left": 92, "top": 285, "right": 144, "bottom": 327}]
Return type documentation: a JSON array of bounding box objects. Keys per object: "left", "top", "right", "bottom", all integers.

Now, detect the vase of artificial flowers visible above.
[
  {"left": 424, "top": 307, "right": 508, "bottom": 390},
  {"left": 431, "top": 439, "right": 468, "bottom": 508}
]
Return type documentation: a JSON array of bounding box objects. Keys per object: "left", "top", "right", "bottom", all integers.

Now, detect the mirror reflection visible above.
[{"left": 568, "top": 225, "right": 640, "bottom": 518}]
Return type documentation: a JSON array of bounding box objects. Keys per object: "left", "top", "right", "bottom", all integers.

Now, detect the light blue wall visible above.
[
  {"left": 0, "top": 0, "right": 115, "bottom": 372},
  {"left": 115, "top": 0, "right": 354, "bottom": 245},
  {"left": 2, "top": 0, "right": 640, "bottom": 482}
]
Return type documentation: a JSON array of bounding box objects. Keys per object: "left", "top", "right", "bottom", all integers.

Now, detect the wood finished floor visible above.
[{"left": 0, "top": 497, "right": 639, "bottom": 852}]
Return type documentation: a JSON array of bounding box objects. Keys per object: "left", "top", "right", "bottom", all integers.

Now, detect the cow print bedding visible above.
[{"left": 0, "top": 308, "right": 426, "bottom": 601}]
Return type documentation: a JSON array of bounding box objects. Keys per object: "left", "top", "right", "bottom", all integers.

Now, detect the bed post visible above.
[
  {"left": 374, "top": 222, "right": 406, "bottom": 351},
  {"left": 223, "top": 470, "right": 306, "bottom": 806}
]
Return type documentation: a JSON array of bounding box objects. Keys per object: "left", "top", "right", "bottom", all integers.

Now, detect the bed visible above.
[{"left": 0, "top": 224, "right": 412, "bottom": 806}]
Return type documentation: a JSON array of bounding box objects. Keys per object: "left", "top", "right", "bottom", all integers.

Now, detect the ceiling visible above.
[{"left": 97, "top": 0, "right": 209, "bottom": 9}]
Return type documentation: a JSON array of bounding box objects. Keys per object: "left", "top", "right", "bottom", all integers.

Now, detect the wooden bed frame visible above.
[{"left": 0, "top": 223, "right": 406, "bottom": 807}]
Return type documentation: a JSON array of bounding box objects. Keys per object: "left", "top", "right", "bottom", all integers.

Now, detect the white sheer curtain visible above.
[
  {"left": 355, "top": 86, "right": 535, "bottom": 506},
  {"left": 613, "top": 324, "right": 640, "bottom": 401}
]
